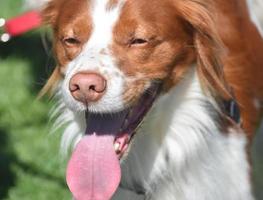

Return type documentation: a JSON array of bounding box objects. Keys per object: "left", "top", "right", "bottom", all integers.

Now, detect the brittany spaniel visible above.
[{"left": 41, "top": 0, "right": 263, "bottom": 199}]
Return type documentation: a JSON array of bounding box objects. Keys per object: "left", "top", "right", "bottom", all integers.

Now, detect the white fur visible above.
[
  {"left": 247, "top": 0, "right": 263, "bottom": 36},
  {"left": 114, "top": 67, "right": 254, "bottom": 200},
  {"left": 62, "top": 0, "right": 126, "bottom": 113},
  {"left": 49, "top": 91, "right": 85, "bottom": 155}
]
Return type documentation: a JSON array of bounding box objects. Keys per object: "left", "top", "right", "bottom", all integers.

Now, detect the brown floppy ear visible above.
[
  {"left": 38, "top": 1, "right": 63, "bottom": 98},
  {"left": 175, "top": 0, "right": 231, "bottom": 99}
]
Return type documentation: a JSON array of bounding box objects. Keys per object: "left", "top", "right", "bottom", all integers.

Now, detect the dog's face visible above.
[
  {"left": 45, "top": 0, "right": 196, "bottom": 114},
  {"left": 43, "top": 0, "right": 229, "bottom": 114},
  {"left": 42, "top": 0, "right": 231, "bottom": 199}
]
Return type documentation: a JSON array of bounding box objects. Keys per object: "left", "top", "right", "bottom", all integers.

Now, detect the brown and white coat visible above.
[{"left": 41, "top": 0, "right": 263, "bottom": 199}]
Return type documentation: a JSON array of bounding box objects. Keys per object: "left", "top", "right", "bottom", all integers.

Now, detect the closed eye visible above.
[
  {"left": 62, "top": 37, "right": 81, "bottom": 47},
  {"left": 130, "top": 38, "right": 148, "bottom": 46}
]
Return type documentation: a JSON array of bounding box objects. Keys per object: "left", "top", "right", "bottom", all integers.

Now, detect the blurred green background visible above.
[
  {"left": 0, "top": 0, "right": 70, "bottom": 199},
  {"left": 0, "top": 0, "right": 262, "bottom": 199}
]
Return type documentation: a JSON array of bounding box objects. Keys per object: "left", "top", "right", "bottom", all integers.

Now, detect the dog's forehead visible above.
[
  {"left": 56, "top": 0, "right": 174, "bottom": 39},
  {"left": 86, "top": 0, "right": 125, "bottom": 48},
  {"left": 56, "top": 0, "right": 127, "bottom": 36},
  {"left": 83, "top": 0, "right": 175, "bottom": 46}
]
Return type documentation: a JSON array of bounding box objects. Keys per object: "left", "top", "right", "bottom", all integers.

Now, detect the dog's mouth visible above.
[{"left": 66, "top": 83, "right": 161, "bottom": 200}]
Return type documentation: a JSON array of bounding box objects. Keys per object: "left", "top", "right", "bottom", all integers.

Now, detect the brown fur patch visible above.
[
  {"left": 110, "top": 0, "right": 196, "bottom": 102},
  {"left": 213, "top": 0, "right": 263, "bottom": 136}
]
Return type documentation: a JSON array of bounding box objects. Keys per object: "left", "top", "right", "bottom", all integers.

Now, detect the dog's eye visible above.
[
  {"left": 63, "top": 37, "right": 81, "bottom": 47},
  {"left": 130, "top": 38, "right": 148, "bottom": 46}
]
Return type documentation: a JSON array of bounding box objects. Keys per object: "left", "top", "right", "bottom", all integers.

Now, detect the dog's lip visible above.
[{"left": 85, "top": 82, "right": 162, "bottom": 158}]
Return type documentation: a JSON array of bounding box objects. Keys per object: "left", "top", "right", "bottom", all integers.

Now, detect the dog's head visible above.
[{"left": 42, "top": 0, "right": 230, "bottom": 199}]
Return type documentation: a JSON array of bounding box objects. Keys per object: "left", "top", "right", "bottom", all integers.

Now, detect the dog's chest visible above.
[
  {"left": 115, "top": 117, "right": 254, "bottom": 200},
  {"left": 113, "top": 69, "right": 254, "bottom": 200}
]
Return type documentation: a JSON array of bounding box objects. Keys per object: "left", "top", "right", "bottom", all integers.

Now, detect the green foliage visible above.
[{"left": 0, "top": 0, "right": 70, "bottom": 199}]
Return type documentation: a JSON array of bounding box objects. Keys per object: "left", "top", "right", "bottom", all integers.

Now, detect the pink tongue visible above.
[{"left": 66, "top": 134, "right": 121, "bottom": 200}]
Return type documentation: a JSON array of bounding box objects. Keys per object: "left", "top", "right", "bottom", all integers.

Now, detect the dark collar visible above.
[{"left": 223, "top": 99, "right": 241, "bottom": 124}]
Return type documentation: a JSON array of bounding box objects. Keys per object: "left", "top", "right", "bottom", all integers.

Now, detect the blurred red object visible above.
[{"left": 0, "top": 11, "right": 42, "bottom": 42}]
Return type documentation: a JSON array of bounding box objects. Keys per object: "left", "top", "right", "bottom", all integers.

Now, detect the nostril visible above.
[
  {"left": 89, "top": 80, "right": 107, "bottom": 93},
  {"left": 89, "top": 85, "right": 96, "bottom": 91},
  {"left": 70, "top": 84, "right": 80, "bottom": 93}
]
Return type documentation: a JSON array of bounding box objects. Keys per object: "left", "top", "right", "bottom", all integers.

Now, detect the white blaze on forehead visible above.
[
  {"left": 88, "top": 0, "right": 124, "bottom": 49},
  {"left": 62, "top": 0, "right": 127, "bottom": 113}
]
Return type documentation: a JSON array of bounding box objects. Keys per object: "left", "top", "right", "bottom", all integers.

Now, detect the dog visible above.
[{"left": 41, "top": 0, "right": 263, "bottom": 199}]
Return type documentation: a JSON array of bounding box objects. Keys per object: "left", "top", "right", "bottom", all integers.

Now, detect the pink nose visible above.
[{"left": 69, "top": 72, "right": 107, "bottom": 103}]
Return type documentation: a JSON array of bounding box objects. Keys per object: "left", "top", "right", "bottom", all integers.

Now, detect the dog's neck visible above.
[{"left": 114, "top": 67, "right": 254, "bottom": 200}]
